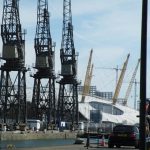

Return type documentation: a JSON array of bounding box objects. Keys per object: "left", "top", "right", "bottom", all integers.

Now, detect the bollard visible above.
[
  {"left": 100, "top": 135, "right": 105, "bottom": 147},
  {"left": 86, "top": 132, "right": 90, "bottom": 149}
]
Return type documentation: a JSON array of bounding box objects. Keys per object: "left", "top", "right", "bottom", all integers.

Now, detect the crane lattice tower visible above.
[
  {"left": 57, "top": 0, "right": 79, "bottom": 128},
  {"left": 31, "top": 0, "right": 56, "bottom": 125},
  {"left": 0, "top": 0, "right": 27, "bottom": 124}
]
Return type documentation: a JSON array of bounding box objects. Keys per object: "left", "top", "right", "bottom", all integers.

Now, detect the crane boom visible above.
[
  {"left": 112, "top": 54, "right": 130, "bottom": 105},
  {"left": 123, "top": 58, "right": 140, "bottom": 106},
  {"left": 60, "top": 0, "right": 76, "bottom": 76},
  {"left": 1, "top": 0, "right": 25, "bottom": 66},
  {"left": 81, "top": 49, "right": 93, "bottom": 103}
]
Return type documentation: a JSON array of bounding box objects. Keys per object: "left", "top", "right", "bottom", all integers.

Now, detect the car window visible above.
[{"left": 113, "top": 125, "right": 134, "bottom": 132}]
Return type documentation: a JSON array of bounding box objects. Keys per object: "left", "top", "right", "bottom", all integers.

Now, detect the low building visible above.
[{"left": 27, "top": 119, "right": 41, "bottom": 131}]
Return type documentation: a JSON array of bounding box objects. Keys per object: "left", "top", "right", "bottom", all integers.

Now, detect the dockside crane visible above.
[
  {"left": 123, "top": 59, "right": 140, "bottom": 106},
  {"left": 31, "top": 0, "right": 56, "bottom": 125},
  {"left": 0, "top": 0, "right": 27, "bottom": 124},
  {"left": 112, "top": 54, "right": 130, "bottom": 105},
  {"left": 57, "top": 0, "right": 79, "bottom": 128},
  {"left": 81, "top": 49, "right": 93, "bottom": 103}
]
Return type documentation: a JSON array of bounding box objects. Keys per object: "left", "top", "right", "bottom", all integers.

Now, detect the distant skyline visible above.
[{"left": 0, "top": 0, "right": 150, "bottom": 108}]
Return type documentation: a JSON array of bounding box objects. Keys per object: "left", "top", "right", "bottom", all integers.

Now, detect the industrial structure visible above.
[
  {"left": 31, "top": 0, "right": 56, "bottom": 125},
  {"left": 112, "top": 54, "right": 130, "bottom": 105},
  {"left": 0, "top": 0, "right": 27, "bottom": 124},
  {"left": 57, "top": 0, "right": 79, "bottom": 128},
  {"left": 81, "top": 49, "right": 93, "bottom": 103},
  {"left": 123, "top": 58, "right": 140, "bottom": 106}
]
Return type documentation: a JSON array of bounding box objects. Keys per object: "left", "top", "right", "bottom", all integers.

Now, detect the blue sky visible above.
[{"left": 0, "top": 0, "right": 150, "bottom": 108}]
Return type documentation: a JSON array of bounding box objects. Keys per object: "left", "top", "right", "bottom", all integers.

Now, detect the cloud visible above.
[
  {"left": 74, "top": 3, "right": 141, "bottom": 44},
  {"left": 72, "top": 0, "right": 141, "bottom": 16}
]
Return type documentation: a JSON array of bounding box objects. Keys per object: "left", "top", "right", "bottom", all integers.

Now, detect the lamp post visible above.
[{"left": 140, "top": 0, "right": 148, "bottom": 150}]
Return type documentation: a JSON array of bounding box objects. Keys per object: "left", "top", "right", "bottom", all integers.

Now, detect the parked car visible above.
[{"left": 108, "top": 124, "right": 139, "bottom": 148}]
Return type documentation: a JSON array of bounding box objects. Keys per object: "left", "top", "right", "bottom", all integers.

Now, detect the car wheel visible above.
[{"left": 108, "top": 142, "right": 114, "bottom": 148}]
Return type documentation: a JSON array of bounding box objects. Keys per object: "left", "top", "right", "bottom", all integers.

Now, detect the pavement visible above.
[
  {"left": 18, "top": 145, "right": 88, "bottom": 150},
  {"left": 2, "top": 144, "right": 139, "bottom": 150},
  {"left": 4, "top": 144, "right": 106, "bottom": 150}
]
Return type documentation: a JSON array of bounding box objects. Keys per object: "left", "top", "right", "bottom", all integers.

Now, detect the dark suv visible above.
[{"left": 108, "top": 124, "right": 139, "bottom": 148}]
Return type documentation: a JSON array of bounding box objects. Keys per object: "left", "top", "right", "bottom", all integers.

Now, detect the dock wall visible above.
[{"left": 0, "top": 131, "right": 77, "bottom": 141}]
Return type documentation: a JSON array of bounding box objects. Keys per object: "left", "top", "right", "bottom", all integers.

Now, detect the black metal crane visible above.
[
  {"left": 0, "top": 0, "right": 27, "bottom": 124},
  {"left": 57, "top": 0, "right": 79, "bottom": 129},
  {"left": 31, "top": 0, "right": 56, "bottom": 127}
]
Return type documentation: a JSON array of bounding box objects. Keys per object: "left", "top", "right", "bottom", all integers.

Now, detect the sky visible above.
[{"left": 0, "top": 0, "right": 150, "bottom": 109}]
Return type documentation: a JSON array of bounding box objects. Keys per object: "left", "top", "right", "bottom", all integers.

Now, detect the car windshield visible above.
[{"left": 113, "top": 125, "right": 134, "bottom": 132}]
